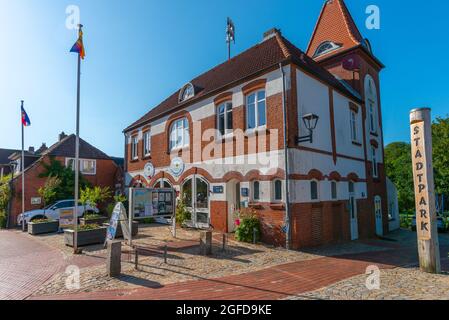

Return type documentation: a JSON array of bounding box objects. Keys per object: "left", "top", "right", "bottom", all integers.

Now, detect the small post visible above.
[
  {"left": 222, "top": 234, "right": 227, "bottom": 252},
  {"left": 164, "top": 243, "right": 168, "bottom": 264},
  {"left": 106, "top": 240, "right": 122, "bottom": 277},
  {"left": 253, "top": 228, "right": 257, "bottom": 244},
  {"left": 410, "top": 108, "right": 441, "bottom": 274},
  {"left": 134, "top": 248, "right": 139, "bottom": 270},
  {"left": 200, "top": 231, "right": 212, "bottom": 256}
]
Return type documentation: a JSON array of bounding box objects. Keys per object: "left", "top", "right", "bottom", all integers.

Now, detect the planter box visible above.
[
  {"left": 80, "top": 216, "right": 109, "bottom": 226},
  {"left": 103, "top": 221, "right": 139, "bottom": 238},
  {"left": 28, "top": 221, "right": 59, "bottom": 235},
  {"left": 64, "top": 227, "right": 107, "bottom": 247}
]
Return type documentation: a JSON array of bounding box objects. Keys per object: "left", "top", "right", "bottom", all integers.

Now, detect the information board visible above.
[{"left": 130, "top": 188, "right": 175, "bottom": 219}]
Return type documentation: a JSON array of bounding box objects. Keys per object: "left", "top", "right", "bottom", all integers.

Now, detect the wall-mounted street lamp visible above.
[{"left": 296, "top": 113, "right": 319, "bottom": 144}]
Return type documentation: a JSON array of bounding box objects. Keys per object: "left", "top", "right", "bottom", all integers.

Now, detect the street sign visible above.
[{"left": 105, "top": 202, "right": 127, "bottom": 243}]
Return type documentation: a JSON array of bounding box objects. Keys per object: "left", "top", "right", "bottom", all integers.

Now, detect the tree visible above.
[
  {"left": 80, "top": 186, "right": 112, "bottom": 213},
  {"left": 384, "top": 142, "right": 414, "bottom": 213},
  {"left": 38, "top": 176, "right": 61, "bottom": 208},
  {"left": 39, "top": 157, "right": 91, "bottom": 200},
  {"left": 432, "top": 117, "right": 449, "bottom": 196}
]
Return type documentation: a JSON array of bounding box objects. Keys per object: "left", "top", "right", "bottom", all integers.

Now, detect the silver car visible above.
[{"left": 17, "top": 199, "right": 99, "bottom": 225}]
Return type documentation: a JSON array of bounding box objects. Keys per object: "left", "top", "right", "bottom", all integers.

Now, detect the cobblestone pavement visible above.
[{"left": 30, "top": 224, "right": 390, "bottom": 297}]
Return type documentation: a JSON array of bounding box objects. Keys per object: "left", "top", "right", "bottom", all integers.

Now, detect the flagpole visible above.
[
  {"left": 73, "top": 24, "right": 83, "bottom": 254},
  {"left": 21, "top": 100, "right": 25, "bottom": 232}
]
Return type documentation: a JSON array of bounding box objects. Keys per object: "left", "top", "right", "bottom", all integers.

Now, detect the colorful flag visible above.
[
  {"left": 70, "top": 29, "right": 85, "bottom": 60},
  {"left": 21, "top": 105, "right": 31, "bottom": 127}
]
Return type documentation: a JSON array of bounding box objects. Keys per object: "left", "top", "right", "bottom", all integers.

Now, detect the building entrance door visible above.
[
  {"left": 181, "top": 176, "right": 210, "bottom": 229},
  {"left": 226, "top": 180, "right": 240, "bottom": 233}
]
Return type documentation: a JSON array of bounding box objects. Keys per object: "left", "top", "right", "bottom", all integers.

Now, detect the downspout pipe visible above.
[{"left": 279, "top": 63, "right": 292, "bottom": 250}]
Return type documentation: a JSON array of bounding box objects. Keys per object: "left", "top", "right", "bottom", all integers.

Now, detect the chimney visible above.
[
  {"left": 28, "top": 146, "right": 35, "bottom": 154},
  {"left": 36, "top": 143, "right": 48, "bottom": 154},
  {"left": 262, "top": 28, "right": 281, "bottom": 41},
  {"left": 59, "top": 132, "right": 67, "bottom": 141}
]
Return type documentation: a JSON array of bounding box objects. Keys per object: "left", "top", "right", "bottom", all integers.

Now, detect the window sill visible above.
[
  {"left": 352, "top": 141, "right": 362, "bottom": 147},
  {"left": 370, "top": 131, "right": 379, "bottom": 137},
  {"left": 167, "top": 146, "right": 190, "bottom": 154},
  {"left": 269, "top": 203, "right": 285, "bottom": 210},
  {"left": 142, "top": 154, "right": 152, "bottom": 160},
  {"left": 249, "top": 203, "right": 264, "bottom": 209},
  {"left": 130, "top": 158, "right": 139, "bottom": 163}
]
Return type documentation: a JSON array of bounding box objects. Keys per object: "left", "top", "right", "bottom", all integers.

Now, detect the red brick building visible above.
[
  {"left": 8, "top": 133, "right": 123, "bottom": 226},
  {"left": 123, "top": 0, "right": 388, "bottom": 249}
]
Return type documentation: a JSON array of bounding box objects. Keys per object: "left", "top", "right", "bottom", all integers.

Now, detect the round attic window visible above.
[{"left": 179, "top": 83, "right": 195, "bottom": 102}]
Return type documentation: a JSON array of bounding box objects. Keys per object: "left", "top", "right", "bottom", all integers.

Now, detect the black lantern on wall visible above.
[{"left": 296, "top": 113, "right": 320, "bottom": 144}]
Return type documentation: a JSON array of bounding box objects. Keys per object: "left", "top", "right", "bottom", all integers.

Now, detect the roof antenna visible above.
[{"left": 226, "top": 17, "right": 235, "bottom": 61}]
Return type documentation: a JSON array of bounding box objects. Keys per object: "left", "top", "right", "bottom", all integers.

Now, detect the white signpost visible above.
[{"left": 410, "top": 108, "right": 441, "bottom": 274}]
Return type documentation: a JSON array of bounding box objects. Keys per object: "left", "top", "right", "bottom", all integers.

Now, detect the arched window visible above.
[
  {"left": 331, "top": 181, "right": 338, "bottom": 200},
  {"left": 169, "top": 118, "right": 189, "bottom": 150},
  {"left": 179, "top": 83, "right": 195, "bottom": 102},
  {"left": 364, "top": 75, "right": 378, "bottom": 134},
  {"left": 311, "top": 180, "right": 319, "bottom": 201},
  {"left": 273, "top": 180, "right": 283, "bottom": 202},
  {"left": 154, "top": 179, "right": 172, "bottom": 189},
  {"left": 217, "top": 102, "right": 233, "bottom": 136},
  {"left": 314, "top": 41, "right": 341, "bottom": 58},
  {"left": 246, "top": 90, "right": 266, "bottom": 129},
  {"left": 252, "top": 181, "right": 260, "bottom": 201}
]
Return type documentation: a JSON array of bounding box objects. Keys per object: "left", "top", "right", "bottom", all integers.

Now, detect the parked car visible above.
[
  {"left": 17, "top": 200, "right": 99, "bottom": 225},
  {"left": 411, "top": 215, "right": 446, "bottom": 233}
]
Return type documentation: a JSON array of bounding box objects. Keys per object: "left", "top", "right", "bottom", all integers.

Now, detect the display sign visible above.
[
  {"left": 130, "top": 188, "right": 175, "bottom": 219},
  {"left": 106, "top": 202, "right": 127, "bottom": 242},
  {"left": 213, "top": 186, "right": 224, "bottom": 194},
  {"left": 31, "top": 197, "right": 42, "bottom": 205},
  {"left": 59, "top": 208, "right": 75, "bottom": 229}
]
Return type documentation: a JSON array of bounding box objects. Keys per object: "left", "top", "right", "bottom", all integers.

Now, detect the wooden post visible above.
[
  {"left": 106, "top": 241, "right": 122, "bottom": 277},
  {"left": 410, "top": 108, "right": 441, "bottom": 274}
]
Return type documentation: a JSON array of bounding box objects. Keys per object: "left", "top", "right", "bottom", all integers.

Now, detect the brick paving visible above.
[
  {"left": 32, "top": 247, "right": 418, "bottom": 300},
  {"left": 0, "top": 230, "right": 65, "bottom": 300}
]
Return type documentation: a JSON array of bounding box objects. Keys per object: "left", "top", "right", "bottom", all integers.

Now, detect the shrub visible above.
[
  {"left": 176, "top": 198, "right": 191, "bottom": 226},
  {"left": 80, "top": 186, "right": 112, "bottom": 213},
  {"left": 83, "top": 213, "right": 105, "bottom": 220},
  {"left": 234, "top": 208, "right": 261, "bottom": 243},
  {"left": 0, "top": 210, "right": 6, "bottom": 229},
  {"left": 78, "top": 224, "right": 101, "bottom": 231},
  {"left": 38, "top": 176, "right": 61, "bottom": 208},
  {"left": 30, "top": 218, "right": 52, "bottom": 224}
]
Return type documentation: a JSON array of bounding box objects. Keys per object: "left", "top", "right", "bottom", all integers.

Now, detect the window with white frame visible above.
[
  {"left": 350, "top": 110, "right": 358, "bottom": 142},
  {"left": 348, "top": 181, "right": 355, "bottom": 194},
  {"left": 131, "top": 136, "right": 138, "bottom": 160},
  {"left": 143, "top": 131, "right": 151, "bottom": 157},
  {"left": 273, "top": 180, "right": 283, "bottom": 202},
  {"left": 66, "top": 158, "right": 97, "bottom": 175},
  {"left": 170, "top": 118, "right": 189, "bottom": 150},
  {"left": 331, "top": 181, "right": 338, "bottom": 200},
  {"left": 252, "top": 181, "right": 260, "bottom": 201},
  {"left": 217, "top": 102, "right": 233, "bottom": 136},
  {"left": 311, "top": 180, "right": 319, "bottom": 201},
  {"left": 314, "top": 41, "right": 341, "bottom": 58},
  {"left": 246, "top": 90, "right": 266, "bottom": 130},
  {"left": 372, "top": 146, "right": 378, "bottom": 178}
]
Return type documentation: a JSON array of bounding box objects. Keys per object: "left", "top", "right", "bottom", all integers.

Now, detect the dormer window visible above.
[
  {"left": 179, "top": 83, "right": 195, "bottom": 102},
  {"left": 314, "top": 41, "right": 341, "bottom": 58}
]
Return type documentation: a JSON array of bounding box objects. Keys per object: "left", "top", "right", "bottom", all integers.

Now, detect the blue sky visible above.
[{"left": 1, "top": 0, "right": 448, "bottom": 157}]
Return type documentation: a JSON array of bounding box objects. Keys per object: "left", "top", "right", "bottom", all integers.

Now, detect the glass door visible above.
[{"left": 181, "top": 176, "right": 210, "bottom": 229}]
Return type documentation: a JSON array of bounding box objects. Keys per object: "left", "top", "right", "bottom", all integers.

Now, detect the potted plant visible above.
[
  {"left": 28, "top": 218, "right": 59, "bottom": 235},
  {"left": 64, "top": 224, "right": 107, "bottom": 247},
  {"left": 80, "top": 213, "right": 109, "bottom": 226}
]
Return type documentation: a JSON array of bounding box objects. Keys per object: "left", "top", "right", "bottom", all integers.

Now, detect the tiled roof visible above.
[
  {"left": 124, "top": 31, "right": 361, "bottom": 132},
  {"left": 306, "top": 0, "right": 363, "bottom": 59},
  {"left": 0, "top": 149, "right": 19, "bottom": 165},
  {"left": 42, "top": 134, "right": 111, "bottom": 160}
]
